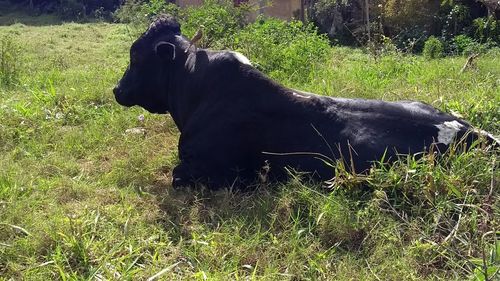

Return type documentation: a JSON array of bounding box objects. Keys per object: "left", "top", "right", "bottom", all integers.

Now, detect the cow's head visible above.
[{"left": 114, "top": 15, "right": 185, "bottom": 114}]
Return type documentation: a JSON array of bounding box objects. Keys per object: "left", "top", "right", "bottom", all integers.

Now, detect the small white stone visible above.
[{"left": 125, "top": 127, "right": 146, "bottom": 135}]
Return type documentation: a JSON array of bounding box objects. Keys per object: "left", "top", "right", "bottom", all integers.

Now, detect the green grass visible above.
[{"left": 0, "top": 11, "right": 499, "bottom": 280}]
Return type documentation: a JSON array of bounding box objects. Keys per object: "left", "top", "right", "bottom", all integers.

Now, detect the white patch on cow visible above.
[
  {"left": 230, "top": 51, "right": 252, "bottom": 65},
  {"left": 292, "top": 92, "right": 312, "bottom": 99},
  {"left": 435, "top": 120, "right": 464, "bottom": 145}
]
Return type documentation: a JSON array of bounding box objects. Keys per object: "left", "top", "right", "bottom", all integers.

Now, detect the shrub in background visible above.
[
  {"left": 472, "top": 16, "right": 500, "bottom": 44},
  {"left": 390, "top": 27, "right": 430, "bottom": 53},
  {"left": 423, "top": 36, "right": 444, "bottom": 59},
  {"left": 451, "top": 34, "right": 477, "bottom": 54},
  {"left": 113, "top": 0, "right": 180, "bottom": 26},
  {"left": 181, "top": 0, "right": 251, "bottom": 49},
  {"left": 449, "top": 34, "right": 495, "bottom": 55},
  {"left": 233, "top": 18, "right": 331, "bottom": 84},
  {"left": 440, "top": 3, "right": 473, "bottom": 40}
]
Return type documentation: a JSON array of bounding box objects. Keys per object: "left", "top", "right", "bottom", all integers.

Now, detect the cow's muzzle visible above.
[{"left": 113, "top": 86, "right": 135, "bottom": 107}]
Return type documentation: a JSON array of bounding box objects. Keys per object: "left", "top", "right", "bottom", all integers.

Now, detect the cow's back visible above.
[{"left": 255, "top": 93, "right": 474, "bottom": 179}]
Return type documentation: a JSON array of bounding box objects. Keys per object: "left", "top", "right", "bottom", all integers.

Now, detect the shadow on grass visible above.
[
  {"left": 142, "top": 175, "right": 368, "bottom": 254},
  {"left": 0, "top": 2, "right": 106, "bottom": 26},
  {"left": 0, "top": 1, "right": 61, "bottom": 26},
  {"left": 0, "top": 12, "right": 65, "bottom": 26},
  {"left": 150, "top": 183, "right": 278, "bottom": 240}
]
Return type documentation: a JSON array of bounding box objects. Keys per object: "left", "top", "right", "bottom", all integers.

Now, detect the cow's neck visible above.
[
  {"left": 167, "top": 52, "right": 208, "bottom": 132},
  {"left": 166, "top": 51, "right": 296, "bottom": 132}
]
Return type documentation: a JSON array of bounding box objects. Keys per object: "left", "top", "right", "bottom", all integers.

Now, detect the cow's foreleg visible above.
[
  {"left": 171, "top": 149, "right": 213, "bottom": 188},
  {"left": 172, "top": 164, "right": 195, "bottom": 189}
]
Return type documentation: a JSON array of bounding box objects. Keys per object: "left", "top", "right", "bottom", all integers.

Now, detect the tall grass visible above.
[{"left": 0, "top": 35, "right": 21, "bottom": 88}]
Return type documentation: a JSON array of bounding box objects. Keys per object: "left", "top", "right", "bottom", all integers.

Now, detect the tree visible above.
[{"left": 477, "top": 0, "right": 500, "bottom": 18}]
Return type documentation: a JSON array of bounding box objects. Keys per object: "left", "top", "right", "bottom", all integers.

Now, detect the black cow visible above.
[{"left": 114, "top": 15, "right": 498, "bottom": 189}]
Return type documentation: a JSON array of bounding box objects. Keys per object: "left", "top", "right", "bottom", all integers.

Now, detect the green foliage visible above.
[
  {"left": 473, "top": 16, "right": 500, "bottom": 44},
  {"left": 438, "top": 2, "right": 498, "bottom": 53},
  {"left": 423, "top": 36, "right": 444, "bottom": 59},
  {"left": 440, "top": 3, "right": 472, "bottom": 39},
  {"left": 451, "top": 34, "right": 477, "bottom": 54},
  {"left": 376, "top": 0, "right": 438, "bottom": 53},
  {"left": 308, "top": 0, "right": 497, "bottom": 55},
  {"left": 470, "top": 236, "right": 500, "bottom": 281},
  {"left": 0, "top": 35, "right": 21, "bottom": 88},
  {"left": 181, "top": 0, "right": 250, "bottom": 49},
  {"left": 234, "top": 18, "right": 331, "bottom": 84},
  {"left": 391, "top": 27, "right": 430, "bottom": 54},
  {"left": 113, "top": 0, "right": 181, "bottom": 26},
  {"left": 449, "top": 34, "right": 494, "bottom": 55}
]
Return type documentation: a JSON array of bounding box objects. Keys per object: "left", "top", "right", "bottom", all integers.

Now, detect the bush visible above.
[
  {"left": 181, "top": 0, "right": 251, "bottom": 49},
  {"left": 113, "top": 0, "right": 180, "bottom": 26},
  {"left": 449, "top": 34, "right": 495, "bottom": 55},
  {"left": 451, "top": 34, "right": 476, "bottom": 54},
  {"left": 0, "top": 36, "right": 22, "bottom": 88},
  {"left": 423, "top": 36, "right": 443, "bottom": 59},
  {"left": 233, "top": 18, "right": 331, "bottom": 84},
  {"left": 472, "top": 16, "right": 500, "bottom": 44}
]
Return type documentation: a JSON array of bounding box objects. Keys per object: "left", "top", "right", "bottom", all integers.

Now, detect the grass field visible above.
[{"left": 0, "top": 8, "right": 499, "bottom": 280}]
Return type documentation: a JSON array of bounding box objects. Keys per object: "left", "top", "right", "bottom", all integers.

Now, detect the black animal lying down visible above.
[{"left": 114, "top": 15, "right": 498, "bottom": 189}]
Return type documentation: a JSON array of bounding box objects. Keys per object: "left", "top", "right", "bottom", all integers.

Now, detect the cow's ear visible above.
[{"left": 155, "top": 42, "right": 176, "bottom": 61}]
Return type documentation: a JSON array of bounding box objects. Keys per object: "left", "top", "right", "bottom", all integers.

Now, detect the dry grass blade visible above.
[
  {"left": 460, "top": 53, "right": 479, "bottom": 74},
  {"left": 147, "top": 261, "right": 182, "bottom": 281},
  {"left": 0, "top": 223, "right": 31, "bottom": 236}
]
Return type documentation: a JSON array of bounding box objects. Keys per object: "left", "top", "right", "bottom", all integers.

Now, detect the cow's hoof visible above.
[{"left": 172, "top": 177, "right": 192, "bottom": 189}]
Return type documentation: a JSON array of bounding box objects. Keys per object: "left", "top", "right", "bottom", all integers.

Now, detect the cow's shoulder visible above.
[{"left": 209, "top": 50, "right": 252, "bottom": 67}]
